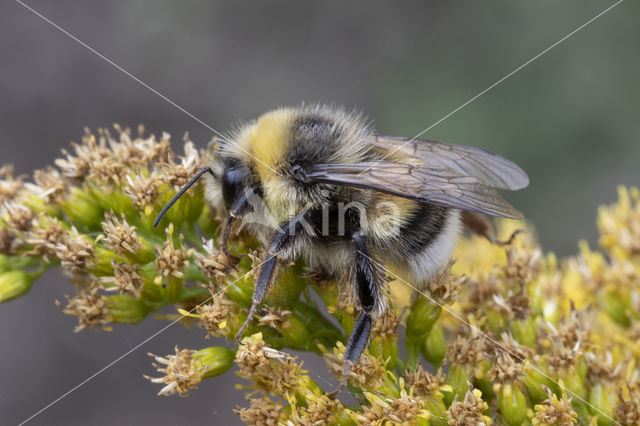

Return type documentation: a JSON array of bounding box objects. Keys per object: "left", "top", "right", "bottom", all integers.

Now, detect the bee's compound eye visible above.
[{"left": 222, "top": 165, "right": 249, "bottom": 209}]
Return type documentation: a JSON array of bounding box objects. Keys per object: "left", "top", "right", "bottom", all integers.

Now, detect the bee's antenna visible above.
[{"left": 153, "top": 167, "right": 214, "bottom": 228}]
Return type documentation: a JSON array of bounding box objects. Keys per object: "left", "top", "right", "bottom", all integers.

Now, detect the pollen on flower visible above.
[
  {"left": 352, "top": 384, "right": 431, "bottom": 425},
  {"left": 56, "top": 287, "right": 113, "bottom": 332},
  {"left": 532, "top": 386, "right": 578, "bottom": 425},
  {"left": 235, "top": 333, "right": 302, "bottom": 396},
  {"left": 370, "top": 309, "right": 403, "bottom": 342},
  {"left": 145, "top": 346, "right": 204, "bottom": 396},
  {"left": 597, "top": 186, "right": 640, "bottom": 258},
  {"left": 288, "top": 388, "right": 344, "bottom": 426},
  {"left": 324, "top": 341, "right": 385, "bottom": 389},
  {"left": 447, "top": 384, "right": 491, "bottom": 426},
  {"left": 196, "top": 295, "right": 234, "bottom": 338}
]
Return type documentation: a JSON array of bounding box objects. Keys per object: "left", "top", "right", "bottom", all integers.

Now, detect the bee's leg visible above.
[
  {"left": 341, "top": 232, "right": 376, "bottom": 386},
  {"left": 461, "top": 211, "right": 522, "bottom": 245},
  {"left": 234, "top": 211, "right": 311, "bottom": 343}
]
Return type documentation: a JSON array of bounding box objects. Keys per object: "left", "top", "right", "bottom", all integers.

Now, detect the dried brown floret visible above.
[
  {"left": 448, "top": 326, "right": 487, "bottom": 369},
  {"left": 0, "top": 226, "right": 18, "bottom": 255},
  {"left": 160, "top": 139, "right": 200, "bottom": 188},
  {"left": 235, "top": 333, "right": 301, "bottom": 396},
  {"left": 124, "top": 173, "right": 159, "bottom": 213},
  {"left": 55, "top": 226, "right": 96, "bottom": 273},
  {"left": 196, "top": 295, "right": 234, "bottom": 338},
  {"left": 486, "top": 350, "right": 525, "bottom": 385},
  {"left": 614, "top": 383, "right": 640, "bottom": 426},
  {"left": 100, "top": 212, "right": 141, "bottom": 256},
  {"left": 1, "top": 201, "right": 35, "bottom": 231},
  {"left": 194, "top": 238, "right": 237, "bottom": 286},
  {"left": 154, "top": 225, "right": 192, "bottom": 284},
  {"left": 447, "top": 384, "right": 492, "bottom": 425},
  {"left": 324, "top": 342, "right": 385, "bottom": 389},
  {"left": 425, "top": 259, "right": 464, "bottom": 305},
  {"left": 257, "top": 307, "right": 291, "bottom": 329},
  {"left": 532, "top": 386, "right": 578, "bottom": 425},
  {"left": 100, "top": 261, "right": 142, "bottom": 296},
  {"left": 0, "top": 165, "right": 23, "bottom": 204},
  {"left": 27, "top": 167, "right": 68, "bottom": 203},
  {"left": 24, "top": 215, "right": 68, "bottom": 261},
  {"left": 504, "top": 245, "right": 542, "bottom": 285},
  {"left": 288, "top": 388, "right": 343, "bottom": 426},
  {"left": 234, "top": 395, "right": 284, "bottom": 426},
  {"left": 585, "top": 351, "right": 625, "bottom": 383},
  {"left": 56, "top": 287, "right": 112, "bottom": 332},
  {"left": 371, "top": 309, "right": 403, "bottom": 342},
  {"left": 353, "top": 385, "right": 431, "bottom": 425},
  {"left": 144, "top": 347, "right": 203, "bottom": 396},
  {"left": 404, "top": 362, "right": 447, "bottom": 397}
]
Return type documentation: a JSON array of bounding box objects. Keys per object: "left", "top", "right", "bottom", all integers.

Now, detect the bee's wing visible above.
[
  {"left": 370, "top": 135, "right": 529, "bottom": 190},
  {"left": 304, "top": 135, "right": 529, "bottom": 219}
]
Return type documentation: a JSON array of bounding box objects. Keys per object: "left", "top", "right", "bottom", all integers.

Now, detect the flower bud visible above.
[
  {"left": 164, "top": 275, "right": 183, "bottom": 302},
  {"left": 280, "top": 314, "right": 309, "bottom": 349},
  {"left": 106, "top": 294, "right": 149, "bottom": 324},
  {"left": 60, "top": 186, "right": 103, "bottom": 228},
  {"left": 0, "top": 255, "right": 10, "bottom": 272},
  {"left": 91, "top": 247, "right": 123, "bottom": 277},
  {"left": 264, "top": 262, "right": 305, "bottom": 307},
  {"left": 193, "top": 346, "right": 235, "bottom": 379},
  {"left": 523, "top": 366, "right": 554, "bottom": 404},
  {"left": 498, "top": 383, "right": 527, "bottom": 425},
  {"left": 588, "top": 382, "right": 615, "bottom": 425},
  {"left": 159, "top": 186, "right": 204, "bottom": 226},
  {"left": 406, "top": 298, "right": 441, "bottom": 338},
  {"left": 421, "top": 322, "right": 446, "bottom": 367},
  {"left": 444, "top": 364, "right": 468, "bottom": 406},
  {"left": 597, "top": 290, "right": 631, "bottom": 327},
  {"left": 88, "top": 185, "right": 136, "bottom": 218},
  {"left": 139, "top": 262, "right": 164, "bottom": 301},
  {"left": 0, "top": 270, "right": 33, "bottom": 302},
  {"left": 510, "top": 317, "right": 537, "bottom": 348},
  {"left": 197, "top": 206, "right": 218, "bottom": 237}
]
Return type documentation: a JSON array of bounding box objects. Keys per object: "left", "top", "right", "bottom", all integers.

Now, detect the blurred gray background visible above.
[{"left": 1, "top": 0, "right": 638, "bottom": 424}]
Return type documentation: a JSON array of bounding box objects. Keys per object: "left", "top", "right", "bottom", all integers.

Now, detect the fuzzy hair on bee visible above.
[{"left": 154, "top": 103, "right": 528, "bottom": 382}]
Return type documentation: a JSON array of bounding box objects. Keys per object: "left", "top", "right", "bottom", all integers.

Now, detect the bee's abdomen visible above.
[{"left": 395, "top": 204, "right": 449, "bottom": 255}]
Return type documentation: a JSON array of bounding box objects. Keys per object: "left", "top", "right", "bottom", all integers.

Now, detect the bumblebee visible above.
[{"left": 154, "top": 104, "right": 528, "bottom": 377}]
